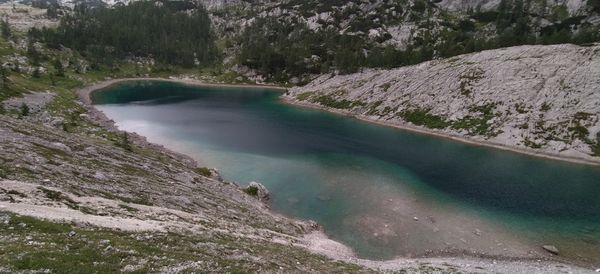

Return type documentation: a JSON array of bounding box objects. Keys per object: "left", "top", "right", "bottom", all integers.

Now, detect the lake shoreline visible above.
[
  {"left": 79, "top": 77, "right": 597, "bottom": 271},
  {"left": 281, "top": 96, "right": 600, "bottom": 168},
  {"left": 81, "top": 77, "right": 600, "bottom": 167}
]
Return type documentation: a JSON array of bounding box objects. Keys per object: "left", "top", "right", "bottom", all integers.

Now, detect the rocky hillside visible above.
[
  {"left": 286, "top": 43, "right": 600, "bottom": 163},
  {"left": 0, "top": 86, "right": 373, "bottom": 272}
]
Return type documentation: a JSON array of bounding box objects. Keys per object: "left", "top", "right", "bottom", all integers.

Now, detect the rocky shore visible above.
[{"left": 286, "top": 44, "right": 600, "bottom": 166}]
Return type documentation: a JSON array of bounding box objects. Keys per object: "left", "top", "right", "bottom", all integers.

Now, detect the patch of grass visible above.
[
  {"left": 380, "top": 82, "right": 391, "bottom": 92},
  {"left": 569, "top": 124, "right": 589, "bottom": 140},
  {"left": 459, "top": 67, "right": 484, "bottom": 96},
  {"left": 540, "top": 102, "right": 552, "bottom": 112},
  {"left": 452, "top": 103, "right": 499, "bottom": 136},
  {"left": 31, "top": 143, "right": 71, "bottom": 160},
  {"left": 366, "top": 100, "right": 383, "bottom": 115},
  {"left": 591, "top": 133, "right": 600, "bottom": 156},
  {"left": 7, "top": 190, "right": 26, "bottom": 197},
  {"left": 243, "top": 186, "right": 258, "bottom": 196},
  {"left": 118, "top": 203, "right": 140, "bottom": 213},
  {"left": 312, "top": 94, "right": 366, "bottom": 109},
  {"left": 523, "top": 137, "right": 543, "bottom": 149},
  {"left": 37, "top": 187, "right": 79, "bottom": 210},
  {"left": 295, "top": 91, "right": 314, "bottom": 101},
  {"left": 0, "top": 212, "right": 369, "bottom": 273},
  {"left": 569, "top": 112, "right": 594, "bottom": 143},
  {"left": 398, "top": 108, "right": 450, "bottom": 129},
  {"left": 515, "top": 103, "right": 529, "bottom": 114},
  {"left": 195, "top": 167, "right": 212, "bottom": 177}
]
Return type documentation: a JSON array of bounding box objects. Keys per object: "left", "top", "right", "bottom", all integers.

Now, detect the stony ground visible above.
[{"left": 287, "top": 43, "right": 600, "bottom": 164}]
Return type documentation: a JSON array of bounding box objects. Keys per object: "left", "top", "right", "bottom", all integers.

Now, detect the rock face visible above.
[{"left": 286, "top": 44, "right": 600, "bottom": 163}]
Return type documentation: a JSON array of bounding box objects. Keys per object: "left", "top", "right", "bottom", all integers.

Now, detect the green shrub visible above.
[
  {"left": 398, "top": 109, "right": 450, "bottom": 129},
  {"left": 243, "top": 186, "right": 258, "bottom": 196},
  {"left": 195, "top": 167, "right": 212, "bottom": 177},
  {"left": 20, "top": 103, "right": 29, "bottom": 117}
]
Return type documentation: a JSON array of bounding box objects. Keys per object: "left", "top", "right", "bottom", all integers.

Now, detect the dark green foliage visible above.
[
  {"left": 38, "top": 187, "right": 78, "bottom": 209},
  {"left": 398, "top": 109, "right": 450, "bottom": 129},
  {"left": 1, "top": 19, "right": 10, "bottom": 39},
  {"left": 117, "top": 132, "right": 132, "bottom": 152},
  {"left": 591, "top": 132, "right": 600, "bottom": 156},
  {"left": 313, "top": 95, "right": 365, "bottom": 109},
  {"left": 53, "top": 58, "right": 64, "bottom": 77},
  {"left": 26, "top": 40, "right": 42, "bottom": 66},
  {"left": 570, "top": 124, "right": 589, "bottom": 140},
  {"left": 42, "top": 1, "right": 219, "bottom": 68},
  {"left": 590, "top": 0, "right": 600, "bottom": 12},
  {"left": 540, "top": 102, "right": 552, "bottom": 112},
  {"left": 0, "top": 65, "right": 9, "bottom": 90},
  {"left": 243, "top": 186, "right": 259, "bottom": 196},
  {"left": 20, "top": 103, "right": 29, "bottom": 117},
  {"left": 32, "top": 68, "right": 41, "bottom": 78},
  {"left": 195, "top": 167, "right": 212, "bottom": 177}
]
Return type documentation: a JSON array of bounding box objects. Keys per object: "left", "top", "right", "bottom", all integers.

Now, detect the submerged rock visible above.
[{"left": 542, "top": 245, "right": 559, "bottom": 255}]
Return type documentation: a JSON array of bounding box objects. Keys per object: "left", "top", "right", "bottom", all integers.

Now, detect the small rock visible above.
[
  {"left": 99, "top": 239, "right": 110, "bottom": 245},
  {"left": 18, "top": 222, "right": 26, "bottom": 228},
  {"left": 0, "top": 213, "right": 10, "bottom": 225},
  {"left": 51, "top": 142, "right": 71, "bottom": 152},
  {"left": 49, "top": 117, "right": 65, "bottom": 129},
  {"left": 542, "top": 245, "right": 559, "bottom": 255},
  {"left": 68, "top": 231, "right": 76, "bottom": 237},
  {"left": 94, "top": 171, "right": 108, "bottom": 181},
  {"left": 84, "top": 147, "right": 97, "bottom": 155},
  {"left": 243, "top": 181, "right": 270, "bottom": 201},
  {"left": 413, "top": 217, "right": 419, "bottom": 221}
]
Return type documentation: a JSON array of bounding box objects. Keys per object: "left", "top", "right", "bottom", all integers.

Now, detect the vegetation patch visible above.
[
  {"left": 380, "top": 82, "right": 392, "bottom": 92},
  {"left": 459, "top": 68, "right": 484, "bottom": 96},
  {"left": 312, "top": 94, "right": 366, "bottom": 109},
  {"left": 515, "top": 103, "right": 530, "bottom": 114},
  {"left": 195, "top": 167, "right": 212, "bottom": 177},
  {"left": 295, "top": 91, "right": 315, "bottom": 101},
  {"left": 37, "top": 187, "right": 79, "bottom": 209},
  {"left": 452, "top": 103, "right": 499, "bottom": 137},
  {"left": 524, "top": 137, "right": 543, "bottom": 149},
  {"left": 568, "top": 112, "right": 594, "bottom": 143},
  {"left": 398, "top": 109, "right": 450, "bottom": 129},
  {"left": 366, "top": 101, "right": 383, "bottom": 116},
  {"left": 243, "top": 186, "right": 259, "bottom": 196},
  {"left": 591, "top": 133, "right": 600, "bottom": 156}
]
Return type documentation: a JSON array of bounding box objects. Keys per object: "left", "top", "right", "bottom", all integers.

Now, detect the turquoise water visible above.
[{"left": 93, "top": 81, "right": 600, "bottom": 263}]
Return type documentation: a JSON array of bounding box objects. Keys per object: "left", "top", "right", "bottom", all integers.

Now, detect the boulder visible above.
[
  {"left": 243, "top": 181, "right": 270, "bottom": 201},
  {"left": 542, "top": 245, "right": 559, "bottom": 255}
]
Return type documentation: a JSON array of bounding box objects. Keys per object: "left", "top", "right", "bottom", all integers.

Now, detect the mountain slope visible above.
[{"left": 286, "top": 43, "right": 600, "bottom": 163}]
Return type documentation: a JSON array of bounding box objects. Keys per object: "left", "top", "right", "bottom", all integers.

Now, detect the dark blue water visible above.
[{"left": 94, "top": 80, "right": 600, "bottom": 263}]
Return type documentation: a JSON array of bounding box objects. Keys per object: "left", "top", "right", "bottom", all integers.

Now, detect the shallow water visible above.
[{"left": 93, "top": 81, "right": 600, "bottom": 263}]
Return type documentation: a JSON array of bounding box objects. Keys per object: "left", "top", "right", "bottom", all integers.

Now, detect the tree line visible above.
[
  {"left": 237, "top": 0, "right": 600, "bottom": 81},
  {"left": 34, "top": 0, "right": 220, "bottom": 69}
]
